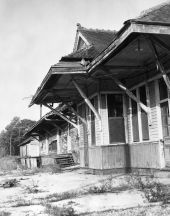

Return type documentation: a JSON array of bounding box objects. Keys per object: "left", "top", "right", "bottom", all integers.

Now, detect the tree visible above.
[{"left": 0, "top": 117, "right": 36, "bottom": 156}]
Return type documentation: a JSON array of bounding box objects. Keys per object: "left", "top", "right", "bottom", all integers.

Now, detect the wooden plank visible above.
[
  {"left": 43, "top": 103, "right": 78, "bottom": 129},
  {"left": 72, "top": 80, "right": 102, "bottom": 122},
  {"left": 111, "top": 76, "right": 149, "bottom": 113},
  {"left": 146, "top": 37, "right": 170, "bottom": 90}
]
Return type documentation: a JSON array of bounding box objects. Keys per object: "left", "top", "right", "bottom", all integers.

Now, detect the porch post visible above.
[{"left": 43, "top": 103, "right": 78, "bottom": 129}]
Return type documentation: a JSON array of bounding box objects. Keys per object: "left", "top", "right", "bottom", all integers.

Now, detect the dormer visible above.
[{"left": 73, "top": 23, "right": 90, "bottom": 52}]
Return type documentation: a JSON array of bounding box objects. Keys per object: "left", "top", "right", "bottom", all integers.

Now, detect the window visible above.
[
  {"left": 139, "top": 86, "right": 149, "bottom": 140},
  {"left": 159, "top": 78, "right": 168, "bottom": 100},
  {"left": 131, "top": 86, "right": 149, "bottom": 142},
  {"left": 107, "top": 94, "right": 125, "bottom": 143},
  {"left": 49, "top": 140, "right": 57, "bottom": 152}
]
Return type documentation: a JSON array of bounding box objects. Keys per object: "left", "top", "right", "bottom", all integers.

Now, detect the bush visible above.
[
  {"left": 87, "top": 177, "right": 114, "bottom": 193},
  {"left": 0, "top": 156, "right": 18, "bottom": 171},
  {"left": 45, "top": 204, "right": 77, "bottom": 216},
  {"left": 126, "top": 173, "right": 168, "bottom": 203}
]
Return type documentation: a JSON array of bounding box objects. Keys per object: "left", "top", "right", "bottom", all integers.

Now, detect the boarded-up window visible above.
[
  {"left": 132, "top": 90, "right": 139, "bottom": 142},
  {"left": 139, "top": 86, "right": 149, "bottom": 140},
  {"left": 107, "top": 94, "right": 125, "bottom": 143}
]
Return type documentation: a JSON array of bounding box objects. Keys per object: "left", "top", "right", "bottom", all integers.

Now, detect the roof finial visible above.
[{"left": 77, "top": 23, "right": 81, "bottom": 30}]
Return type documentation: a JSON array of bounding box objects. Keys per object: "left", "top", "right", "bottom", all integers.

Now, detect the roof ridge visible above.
[
  {"left": 76, "top": 23, "right": 116, "bottom": 33},
  {"left": 137, "top": 0, "right": 170, "bottom": 19}
]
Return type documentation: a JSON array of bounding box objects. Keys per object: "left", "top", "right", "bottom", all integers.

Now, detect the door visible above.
[{"left": 160, "top": 102, "right": 170, "bottom": 166}]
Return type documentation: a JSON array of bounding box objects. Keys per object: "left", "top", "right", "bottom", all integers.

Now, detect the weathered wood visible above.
[
  {"left": 72, "top": 80, "right": 101, "bottom": 122},
  {"left": 43, "top": 103, "right": 78, "bottom": 129},
  {"left": 152, "top": 35, "right": 170, "bottom": 53},
  {"left": 65, "top": 102, "right": 87, "bottom": 125},
  {"left": 105, "top": 65, "right": 146, "bottom": 70},
  {"left": 146, "top": 37, "right": 170, "bottom": 90},
  {"left": 44, "top": 119, "right": 62, "bottom": 131},
  {"left": 111, "top": 76, "right": 149, "bottom": 113}
]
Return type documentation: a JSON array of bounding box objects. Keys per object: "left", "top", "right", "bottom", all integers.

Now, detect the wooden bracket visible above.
[
  {"left": 146, "top": 36, "right": 170, "bottom": 91},
  {"left": 72, "top": 80, "right": 101, "bottom": 121},
  {"left": 45, "top": 119, "right": 62, "bottom": 131},
  {"left": 43, "top": 103, "right": 78, "bottom": 129},
  {"left": 31, "top": 136, "right": 39, "bottom": 142},
  {"left": 106, "top": 73, "right": 149, "bottom": 113}
]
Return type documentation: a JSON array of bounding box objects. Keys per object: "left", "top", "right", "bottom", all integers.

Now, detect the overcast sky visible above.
[{"left": 0, "top": 0, "right": 166, "bottom": 131}]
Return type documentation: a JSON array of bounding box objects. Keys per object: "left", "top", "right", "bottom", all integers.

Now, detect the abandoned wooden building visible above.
[
  {"left": 20, "top": 108, "right": 79, "bottom": 169},
  {"left": 29, "top": 3, "right": 170, "bottom": 173}
]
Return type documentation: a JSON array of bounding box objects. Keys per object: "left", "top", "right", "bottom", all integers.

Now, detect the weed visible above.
[
  {"left": 0, "top": 211, "right": 11, "bottom": 216},
  {"left": 126, "top": 173, "right": 168, "bottom": 203},
  {"left": 2, "top": 178, "right": 19, "bottom": 188},
  {"left": 25, "top": 180, "right": 42, "bottom": 193},
  {"left": 45, "top": 204, "right": 77, "bottom": 216},
  {"left": 46, "top": 191, "right": 80, "bottom": 202},
  {"left": 12, "top": 199, "right": 32, "bottom": 207}
]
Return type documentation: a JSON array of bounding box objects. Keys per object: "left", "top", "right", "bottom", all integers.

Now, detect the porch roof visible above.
[
  {"left": 30, "top": 2, "right": 170, "bottom": 105},
  {"left": 24, "top": 104, "right": 74, "bottom": 138}
]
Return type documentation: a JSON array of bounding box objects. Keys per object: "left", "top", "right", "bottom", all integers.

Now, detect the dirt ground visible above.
[{"left": 0, "top": 168, "right": 169, "bottom": 216}]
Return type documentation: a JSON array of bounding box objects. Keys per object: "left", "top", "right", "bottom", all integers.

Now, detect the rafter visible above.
[
  {"left": 146, "top": 36, "right": 170, "bottom": 90},
  {"left": 43, "top": 103, "right": 78, "bottom": 129}
]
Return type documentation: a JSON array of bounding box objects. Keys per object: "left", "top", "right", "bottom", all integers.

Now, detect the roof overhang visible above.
[{"left": 30, "top": 20, "right": 170, "bottom": 106}]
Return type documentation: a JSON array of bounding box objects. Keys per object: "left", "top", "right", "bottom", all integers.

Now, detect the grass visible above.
[
  {"left": 0, "top": 211, "right": 11, "bottom": 216},
  {"left": 126, "top": 173, "right": 169, "bottom": 203},
  {"left": 79, "top": 204, "right": 170, "bottom": 216},
  {"left": 45, "top": 204, "right": 77, "bottom": 216}
]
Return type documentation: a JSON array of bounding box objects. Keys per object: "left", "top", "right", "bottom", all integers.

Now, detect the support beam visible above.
[
  {"left": 43, "top": 103, "right": 78, "bottom": 129},
  {"left": 146, "top": 37, "right": 170, "bottom": 90},
  {"left": 110, "top": 76, "right": 149, "bottom": 113},
  {"left": 72, "top": 80, "right": 101, "bottom": 121},
  {"left": 42, "top": 128, "right": 53, "bottom": 136},
  {"left": 31, "top": 136, "right": 39, "bottom": 142},
  {"left": 44, "top": 119, "right": 62, "bottom": 131},
  {"left": 65, "top": 103, "right": 87, "bottom": 125}
]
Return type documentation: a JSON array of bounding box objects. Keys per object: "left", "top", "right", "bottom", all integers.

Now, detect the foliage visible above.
[
  {"left": 0, "top": 211, "right": 11, "bottom": 216},
  {"left": 46, "top": 191, "right": 79, "bottom": 203},
  {"left": 25, "top": 180, "right": 42, "bottom": 193},
  {"left": 0, "top": 156, "right": 18, "bottom": 171},
  {"left": 45, "top": 204, "right": 77, "bottom": 216},
  {"left": 0, "top": 117, "right": 36, "bottom": 156},
  {"left": 2, "top": 178, "right": 19, "bottom": 188},
  {"left": 126, "top": 173, "right": 168, "bottom": 203}
]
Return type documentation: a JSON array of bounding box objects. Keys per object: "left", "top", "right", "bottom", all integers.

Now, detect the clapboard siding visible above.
[{"left": 100, "top": 94, "right": 109, "bottom": 145}]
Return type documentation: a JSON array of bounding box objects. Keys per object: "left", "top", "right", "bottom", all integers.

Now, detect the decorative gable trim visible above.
[{"left": 73, "top": 31, "right": 90, "bottom": 52}]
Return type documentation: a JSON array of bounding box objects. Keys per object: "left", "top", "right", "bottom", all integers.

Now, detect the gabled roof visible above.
[
  {"left": 61, "top": 24, "right": 116, "bottom": 61},
  {"left": 135, "top": 1, "right": 170, "bottom": 23}
]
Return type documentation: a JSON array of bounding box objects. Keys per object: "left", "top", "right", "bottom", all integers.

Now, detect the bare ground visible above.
[{"left": 0, "top": 168, "right": 169, "bottom": 216}]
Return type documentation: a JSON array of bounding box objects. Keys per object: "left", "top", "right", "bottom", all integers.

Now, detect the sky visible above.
[{"left": 0, "top": 0, "right": 166, "bottom": 131}]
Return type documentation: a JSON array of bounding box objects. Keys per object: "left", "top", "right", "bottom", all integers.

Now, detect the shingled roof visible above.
[
  {"left": 61, "top": 24, "right": 116, "bottom": 61},
  {"left": 135, "top": 0, "right": 170, "bottom": 23}
]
